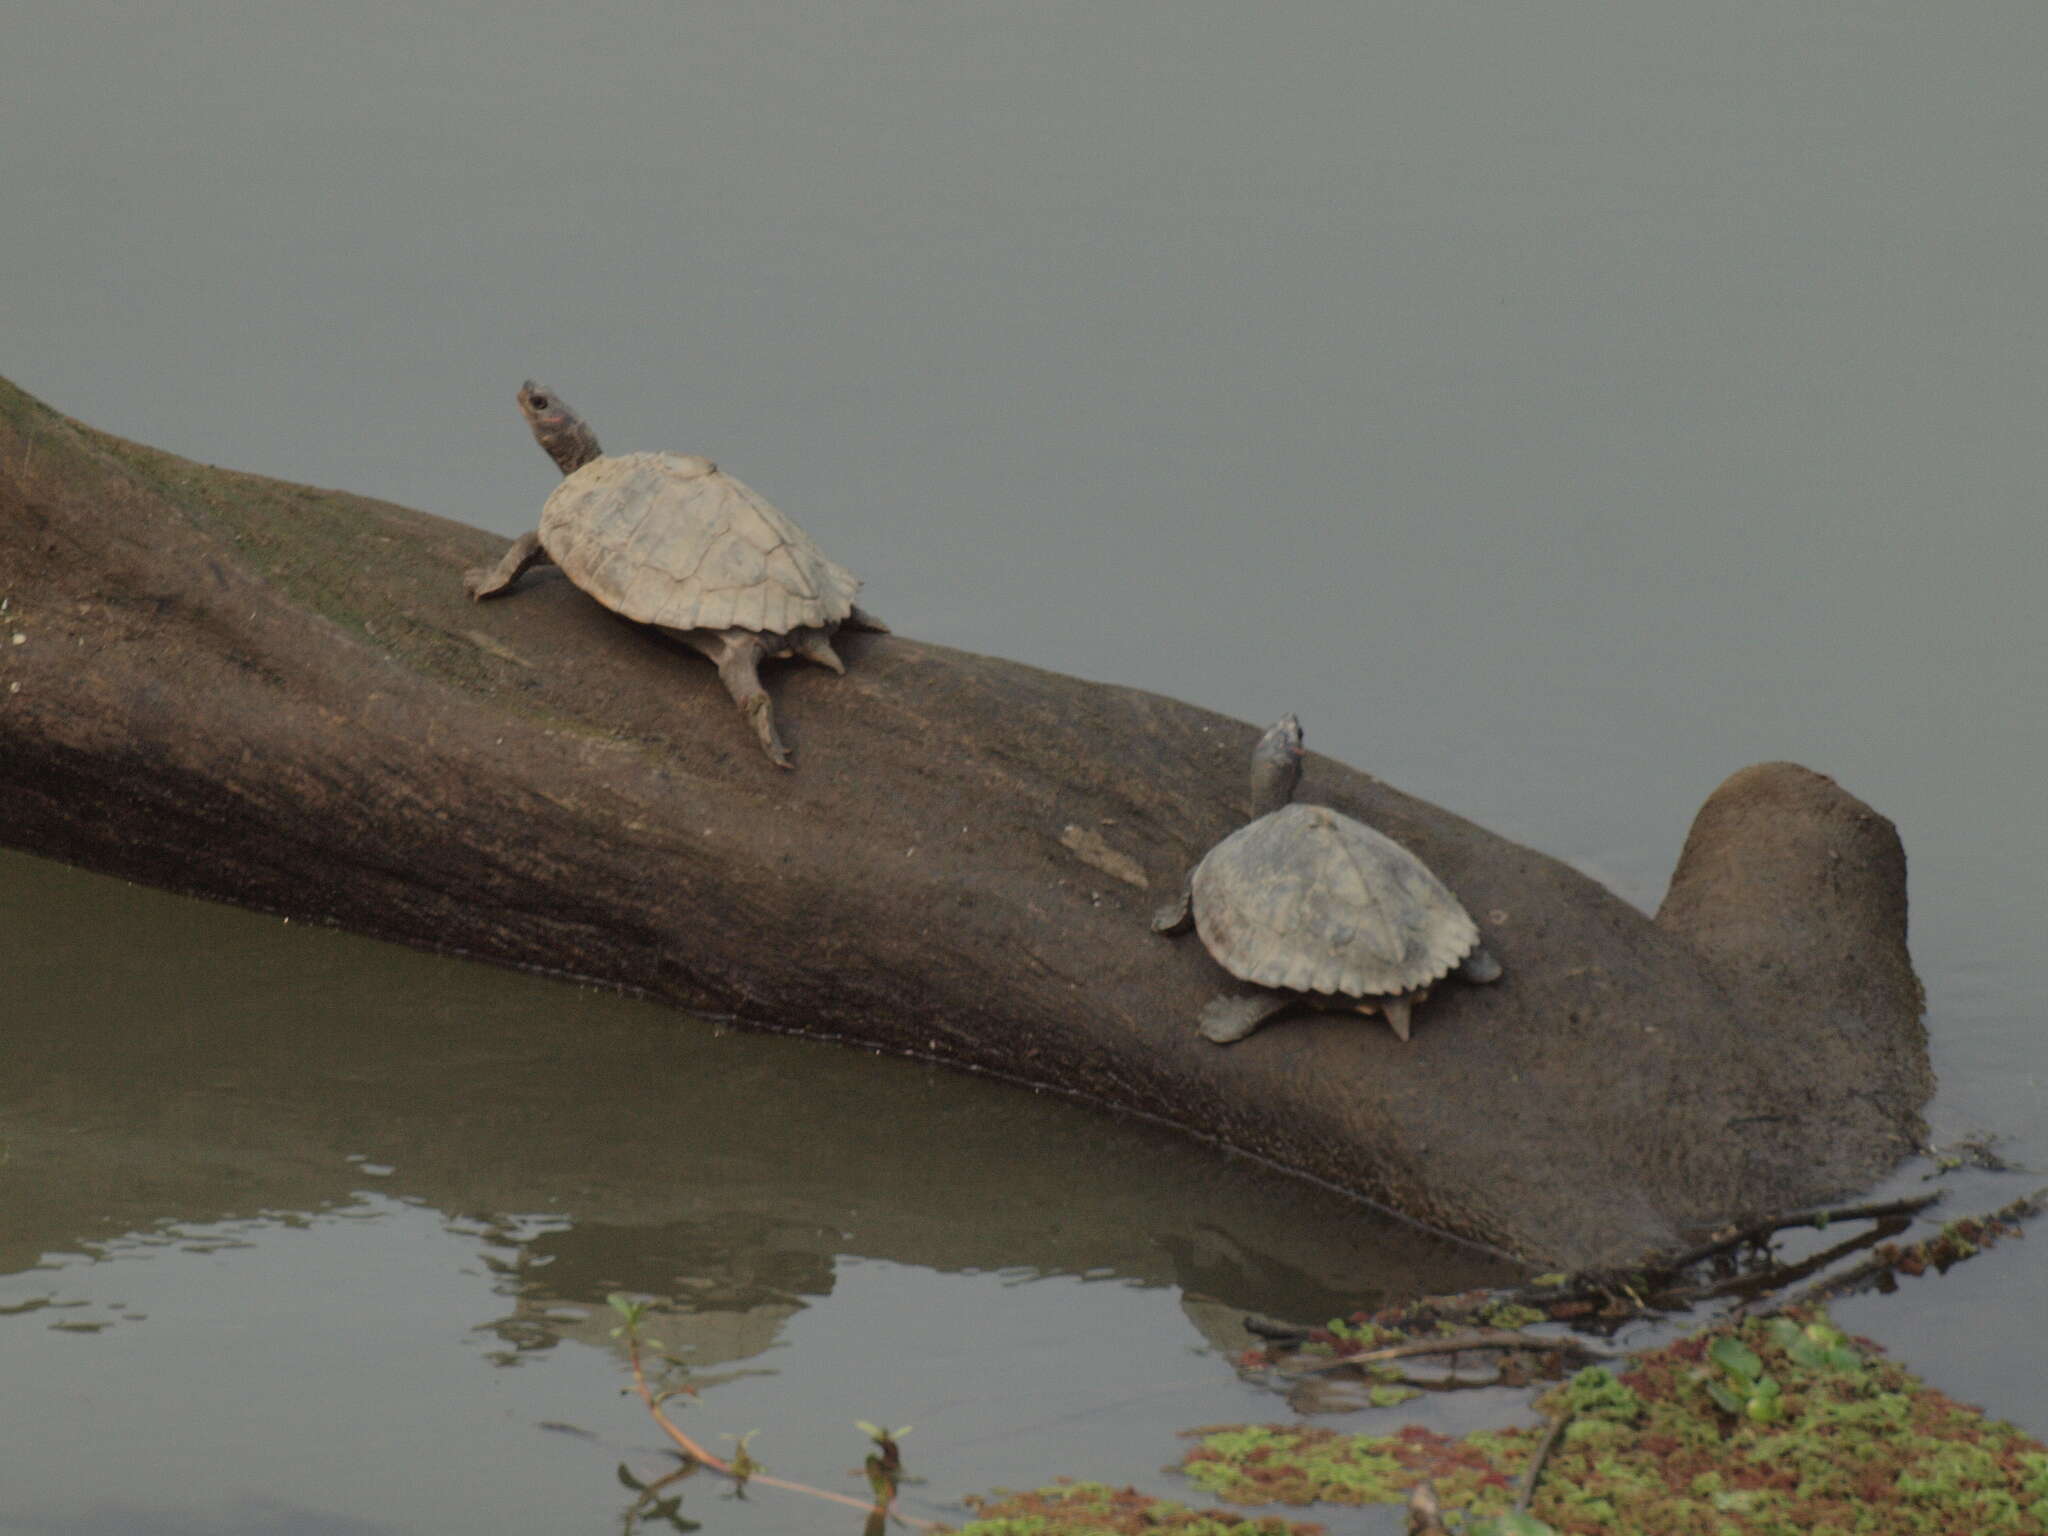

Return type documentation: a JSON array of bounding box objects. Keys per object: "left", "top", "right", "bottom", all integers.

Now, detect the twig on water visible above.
[
  {"left": 1513, "top": 1404, "right": 1576, "bottom": 1515},
  {"left": 1499, "top": 1191, "right": 1947, "bottom": 1322},
  {"left": 618, "top": 1318, "right": 939, "bottom": 1530},
  {"left": 1652, "top": 1193, "right": 1942, "bottom": 1275},
  {"left": 1778, "top": 1184, "right": 2048, "bottom": 1313},
  {"left": 1282, "top": 1328, "right": 1619, "bottom": 1378}
]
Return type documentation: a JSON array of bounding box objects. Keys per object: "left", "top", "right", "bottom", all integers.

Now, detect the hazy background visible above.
[{"left": 4, "top": 3, "right": 2044, "bottom": 1532}]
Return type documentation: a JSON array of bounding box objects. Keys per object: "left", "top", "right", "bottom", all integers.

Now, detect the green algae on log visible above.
[
  {"left": 0, "top": 374, "right": 1929, "bottom": 1266},
  {"left": 1178, "top": 1311, "right": 2048, "bottom": 1533}
]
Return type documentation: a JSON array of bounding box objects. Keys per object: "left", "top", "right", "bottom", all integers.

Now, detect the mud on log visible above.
[{"left": 0, "top": 377, "right": 1930, "bottom": 1267}]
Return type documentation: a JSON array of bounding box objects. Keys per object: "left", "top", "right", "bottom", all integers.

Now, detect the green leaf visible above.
[
  {"left": 1706, "top": 1380, "right": 1745, "bottom": 1416},
  {"left": 1745, "top": 1392, "right": 1785, "bottom": 1424},
  {"left": 1785, "top": 1337, "right": 1830, "bottom": 1369},
  {"left": 1709, "top": 1336, "right": 1763, "bottom": 1381}
]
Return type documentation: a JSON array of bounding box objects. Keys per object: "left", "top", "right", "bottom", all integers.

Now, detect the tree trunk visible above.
[{"left": 0, "top": 376, "right": 1929, "bottom": 1268}]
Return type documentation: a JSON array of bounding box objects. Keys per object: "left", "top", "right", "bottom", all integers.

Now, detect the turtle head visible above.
[
  {"left": 1248, "top": 714, "right": 1305, "bottom": 817},
  {"left": 517, "top": 380, "right": 603, "bottom": 476}
]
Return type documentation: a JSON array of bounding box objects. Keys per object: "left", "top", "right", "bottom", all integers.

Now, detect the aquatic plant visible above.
[
  {"left": 601, "top": 1187, "right": 2048, "bottom": 1534},
  {"left": 858, "top": 1420, "right": 915, "bottom": 1503},
  {"left": 1178, "top": 1308, "right": 2048, "bottom": 1533},
  {"left": 606, "top": 1294, "right": 938, "bottom": 1531},
  {"left": 953, "top": 1480, "right": 1325, "bottom": 1534}
]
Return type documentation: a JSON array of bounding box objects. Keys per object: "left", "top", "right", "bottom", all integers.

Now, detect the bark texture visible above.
[{"left": 0, "top": 377, "right": 1932, "bottom": 1266}]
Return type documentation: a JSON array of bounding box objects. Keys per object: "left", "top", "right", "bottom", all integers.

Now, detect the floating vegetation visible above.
[
  {"left": 1179, "top": 1309, "right": 2048, "bottom": 1533},
  {"left": 597, "top": 1189, "right": 2048, "bottom": 1534},
  {"left": 953, "top": 1480, "right": 1325, "bottom": 1535}
]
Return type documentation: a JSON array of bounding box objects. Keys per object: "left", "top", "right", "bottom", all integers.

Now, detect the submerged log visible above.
[{"left": 0, "top": 376, "right": 1929, "bottom": 1267}]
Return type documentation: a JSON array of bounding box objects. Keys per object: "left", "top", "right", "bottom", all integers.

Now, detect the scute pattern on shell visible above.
[
  {"left": 539, "top": 451, "right": 861, "bottom": 634},
  {"left": 1190, "top": 803, "right": 1480, "bottom": 998}
]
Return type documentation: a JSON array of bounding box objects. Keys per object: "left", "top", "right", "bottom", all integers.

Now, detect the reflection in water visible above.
[
  {"left": 0, "top": 1194, "right": 1425, "bottom": 1536},
  {"left": 0, "top": 847, "right": 1506, "bottom": 1534},
  {"left": 471, "top": 1214, "right": 838, "bottom": 1370},
  {"left": 1, "top": 848, "right": 1506, "bottom": 1334}
]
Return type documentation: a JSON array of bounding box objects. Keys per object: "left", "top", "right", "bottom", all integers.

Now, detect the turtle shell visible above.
[
  {"left": 1190, "top": 803, "right": 1480, "bottom": 999},
  {"left": 539, "top": 451, "right": 862, "bottom": 634}
]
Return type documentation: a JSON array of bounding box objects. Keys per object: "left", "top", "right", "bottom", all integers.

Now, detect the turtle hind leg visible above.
[
  {"left": 705, "top": 631, "right": 793, "bottom": 769},
  {"left": 789, "top": 627, "right": 846, "bottom": 675},
  {"left": 1199, "top": 991, "right": 1296, "bottom": 1045},
  {"left": 842, "top": 604, "right": 890, "bottom": 634},
  {"left": 465, "top": 530, "right": 554, "bottom": 599}
]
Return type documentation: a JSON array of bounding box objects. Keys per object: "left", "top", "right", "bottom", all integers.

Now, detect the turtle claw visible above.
[
  {"left": 464, "top": 529, "right": 550, "bottom": 601},
  {"left": 745, "top": 696, "right": 794, "bottom": 770}
]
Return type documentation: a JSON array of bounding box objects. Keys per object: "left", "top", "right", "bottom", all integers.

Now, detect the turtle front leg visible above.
[
  {"left": 1199, "top": 990, "right": 1297, "bottom": 1045},
  {"left": 464, "top": 530, "right": 554, "bottom": 600},
  {"left": 1151, "top": 876, "right": 1195, "bottom": 936},
  {"left": 706, "top": 631, "right": 794, "bottom": 770},
  {"left": 1458, "top": 946, "right": 1503, "bottom": 985}
]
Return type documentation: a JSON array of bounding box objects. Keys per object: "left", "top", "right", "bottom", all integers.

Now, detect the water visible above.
[
  {"left": 4, "top": 2, "right": 2046, "bottom": 1531},
  {"left": 0, "top": 847, "right": 1506, "bottom": 1535}
]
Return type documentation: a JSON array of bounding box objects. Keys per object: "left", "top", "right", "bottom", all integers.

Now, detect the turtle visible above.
[
  {"left": 464, "top": 380, "right": 887, "bottom": 768},
  {"left": 1153, "top": 715, "right": 1501, "bottom": 1044}
]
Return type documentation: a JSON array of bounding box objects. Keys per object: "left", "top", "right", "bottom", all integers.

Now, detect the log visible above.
[{"left": 0, "top": 376, "right": 1930, "bottom": 1267}]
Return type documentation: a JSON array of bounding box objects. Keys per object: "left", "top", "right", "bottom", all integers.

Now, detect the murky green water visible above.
[{"left": 5, "top": 2, "right": 2047, "bottom": 1531}]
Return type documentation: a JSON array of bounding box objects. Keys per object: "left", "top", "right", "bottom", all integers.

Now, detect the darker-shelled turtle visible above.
[{"left": 1154, "top": 716, "right": 1501, "bottom": 1043}]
